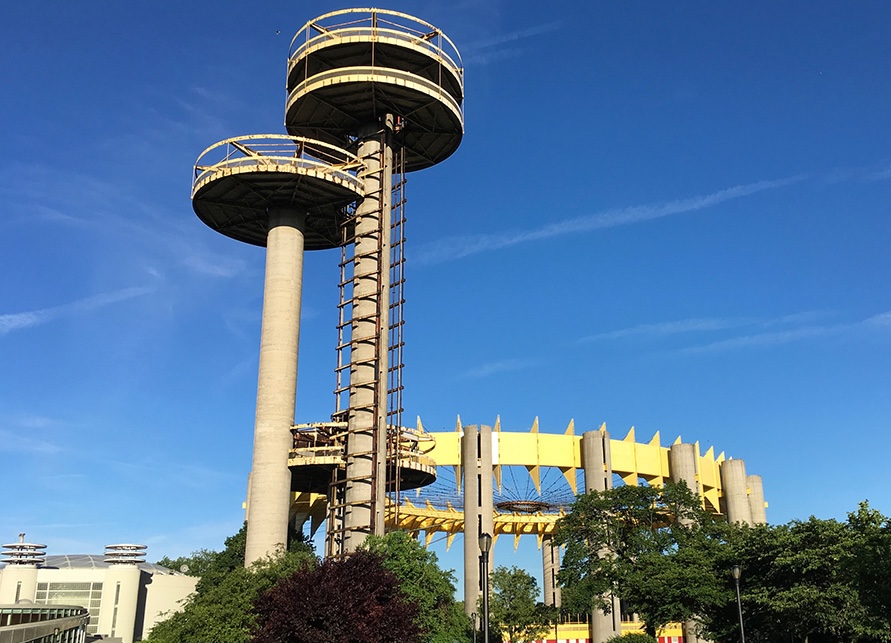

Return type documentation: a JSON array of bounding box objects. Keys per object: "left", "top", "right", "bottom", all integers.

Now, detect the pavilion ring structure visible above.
[{"left": 287, "top": 417, "right": 761, "bottom": 551}]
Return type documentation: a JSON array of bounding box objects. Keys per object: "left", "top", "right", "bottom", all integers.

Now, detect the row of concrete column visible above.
[{"left": 460, "top": 427, "right": 767, "bottom": 643}]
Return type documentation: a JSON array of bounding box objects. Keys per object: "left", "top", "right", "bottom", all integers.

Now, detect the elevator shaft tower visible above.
[{"left": 285, "top": 9, "right": 464, "bottom": 558}]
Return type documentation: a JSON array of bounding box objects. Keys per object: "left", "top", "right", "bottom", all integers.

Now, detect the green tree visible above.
[
  {"left": 848, "top": 501, "right": 891, "bottom": 625},
  {"left": 145, "top": 550, "right": 315, "bottom": 643},
  {"left": 361, "top": 531, "right": 470, "bottom": 643},
  {"left": 701, "top": 515, "right": 891, "bottom": 643},
  {"left": 555, "top": 481, "right": 730, "bottom": 637},
  {"left": 488, "top": 566, "right": 552, "bottom": 643},
  {"left": 156, "top": 524, "right": 247, "bottom": 580},
  {"left": 145, "top": 525, "right": 315, "bottom": 643}
]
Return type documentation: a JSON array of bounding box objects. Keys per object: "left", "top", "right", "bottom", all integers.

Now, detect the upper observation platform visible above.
[
  {"left": 191, "top": 135, "right": 364, "bottom": 249},
  {"left": 285, "top": 8, "right": 464, "bottom": 172}
]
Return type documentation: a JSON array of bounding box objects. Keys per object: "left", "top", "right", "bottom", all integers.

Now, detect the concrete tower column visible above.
[
  {"left": 669, "top": 443, "right": 699, "bottom": 496},
  {"left": 720, "top": 459, "right": 753, "bottom": 526},
  {"left": 581, "top": 429, "right": 619, "bottom": 643},
  {"left": 98, "top": 564, "right": 142, "bottom": 643},
  {"left": 670, "top": 446, "right": 712, "bottom": 643},
  {"left": 343, "top": 119, "right": 394, "bottom": 552},
  {"left": 542, "top": 536, "right": 562, "bottom": 608},
  {"left": 244, "top": 206, "right": 306, "bottom": 565},
  {"left": 463, "top": 424, "right": 495, "bottom": 616},
  {"left": 747, "top": 474, "right": 767, "bottom": 525},
  {"left": 582, "top": 429, "right": 613, "bottom": 492},
  {"left": 479, "top": 424, "right": 495, "bottom": 563},
  {"left": 462, "top": 425, "right": 479, "bottom": 616}
]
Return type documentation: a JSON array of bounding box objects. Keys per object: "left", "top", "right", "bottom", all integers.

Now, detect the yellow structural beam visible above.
[{"left": 423, "top": 419, "right": 726, "bottom": 510}]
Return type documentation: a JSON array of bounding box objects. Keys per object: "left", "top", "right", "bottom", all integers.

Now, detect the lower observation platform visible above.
[{"left": 288, "top": 422, "right": 437, "bottom": 494}]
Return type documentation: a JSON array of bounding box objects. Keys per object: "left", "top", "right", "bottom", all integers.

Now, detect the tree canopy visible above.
[
  {"left": 251, "top": 550, "right": 423, "bottom": 643},
  {"left": 555, "top": 480, "right": 728, "bottom": 636},
  {"left": 701, "top": 508, "right": 891, "bottom": 643},
  {"left": 145, "top": 548, "right": 315, "bottom": 643},
  {"left": 555, "top": 483, "right": 891, "bottom": 643},
  {"left": 361, "top": 531, "right": 469, "bottom": 643},
  {"left": 147, "top": 528, "right": 470, "bottom": 643},
  {"left": 488, "top": 565, "right": 554, "bottom": 643}
]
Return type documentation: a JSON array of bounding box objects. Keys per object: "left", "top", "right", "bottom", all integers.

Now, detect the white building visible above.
[{"left": 0, "top": 536, "right": 197, "bottom": 643}]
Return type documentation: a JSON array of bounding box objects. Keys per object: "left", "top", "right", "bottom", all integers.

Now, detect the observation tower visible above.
[{"left": 191, "top": 8, "right": 463, "bottom": 564}]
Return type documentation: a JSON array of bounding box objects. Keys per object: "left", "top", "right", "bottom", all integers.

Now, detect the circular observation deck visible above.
[
  {"left": 288, "top": 422, "right": 437, "bottom": 494},
  {"left": 191, "top": 135, "right": 365, "bottom": 249},
  {"left": 286, "top": 9, "right": 464, "bottom": 172}
]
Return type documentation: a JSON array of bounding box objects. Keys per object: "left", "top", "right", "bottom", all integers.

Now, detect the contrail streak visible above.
[
  {"left": 415, "top": 175, "right": 805, "bottom": 265},
  {"left": 0, "top": 286, "right": 153, "bottom": 336}
]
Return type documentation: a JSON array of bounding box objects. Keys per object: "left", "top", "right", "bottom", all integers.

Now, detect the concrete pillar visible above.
[
  {"left": 463, "top": 425, "right": 479, "bottom": 616},
  {"left": 343, "top": 119, "right": 394, "bottom": 553},
  {"left": 542, "top": 536, "right": 561, "bottom": 608},
  {"left": 669, "top": 446, "right": 713, "bottom": 643},
  {"left": 581, "top": 429, "right": 612, "bottom": 493},
  {"left": 747, "top": 474, "right": 767, "bottom": 525},
  {"left": 98, "top": 565, "right": 142, "bottom": 643},
  {"left": 244, "top": 206, "right": 306, "bottom": 565},
  {"left": 463, "top": 424, "right": 495, "bottom": 616},
  {"left": 479, "top": 424, "right": 495, "bottom": 566},
  {"left": 669, "top": 443, "right": 699, "bottom": 494},
  {"left": 581, "top": 429, "right": 619, "bottom": 643},
  {"left": 0, "top": 564, "right": 38, "bottom": 603},
  {"left": 720, "top": 459, "right": 752, "bottom": 526}
]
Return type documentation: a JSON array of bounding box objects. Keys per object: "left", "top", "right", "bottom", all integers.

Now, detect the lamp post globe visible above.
[{"left": 731, "top": 565, "right": 746, "bottom": 643}]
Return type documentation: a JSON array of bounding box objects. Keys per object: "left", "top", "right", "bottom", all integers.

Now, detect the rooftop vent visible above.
[
  {"left": 104, "top": 544, "right": 147, "bottom": 565},
  {"left": 1, "top": 533, "right": 47, "bottom": 565}
]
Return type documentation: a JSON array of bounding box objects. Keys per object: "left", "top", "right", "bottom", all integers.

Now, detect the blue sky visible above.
[{"left": 2, "top": 0, "right": 889, "bottom": 591}]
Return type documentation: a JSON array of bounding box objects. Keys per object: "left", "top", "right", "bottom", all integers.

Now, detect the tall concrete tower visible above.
[
  {"left": 284, "top": 9, "right": 463, "bottom": 558},
  {"left": 191, "top": 8, "right": 463, "bottom": 564}
]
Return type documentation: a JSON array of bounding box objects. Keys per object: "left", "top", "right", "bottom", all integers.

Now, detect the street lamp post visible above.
[
  {"left": 731, "top": 565, "right": 746, "bottom": 643},
  {"left": 472, "top": 612, "right": 478, "bottom": 643},
  {"left": 479, "top": 533, "right": 493, "bottom": 643}
]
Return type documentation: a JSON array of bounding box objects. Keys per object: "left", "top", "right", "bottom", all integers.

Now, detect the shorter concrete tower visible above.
[
  {"left": 97, "top": 544, "right": 145, "bottom": 643},
  {"left": 192, "top": 136, "right": 365, "bottom": 564},
  {"left": 0, "top": 534, "right": 45, "bottom": 604}
]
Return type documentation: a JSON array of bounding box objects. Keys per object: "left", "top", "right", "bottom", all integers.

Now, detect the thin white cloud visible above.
[
  {"left": 14, "top": 415, "right": 60, "bottom": 429},
  {"left": 678, "top": 326, "right": 833, "bottom": 353},
  {"left": 416, "top": 175, "right": 805, "bottom": 265},
  {"left": 863, "top": 311, "right": 891, "bottom": 328},
  {"left": 863, "top": 163, "right": 891, "bottom": 182},
  {"left": 582, "top": 318, "right": 746, "bottom": 342},
  {"left": 677, "top": 310, "right": 891, "bottom": 354},
  {"left": 463, "top": 21, "right": 561, "bottom": 64},
  {"left": 0, "top": 286, "right": 153, "bottom": 336},
  {"left": 105, "top": 457, "right": 238, "bottom": 490},
  {"left": 822, "top": 162, "right": 891, "bottom": 184},
  {"left": 181, "top": 253, "right": 246, "bottom": 278},
  {"left": 463, "top": 358, "right": 536, "bottom": 379},
  {"left": 0, "top": 429, "right": 61, "bottom": 455},
  {"left": 582, "top": 311, "right": 833, "bottom": 342}
]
